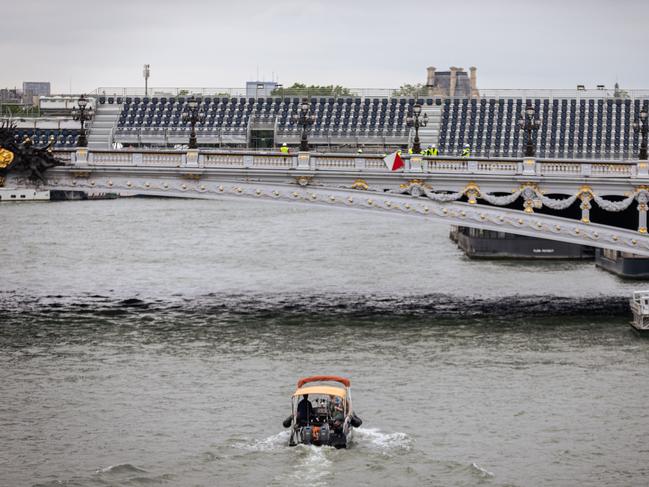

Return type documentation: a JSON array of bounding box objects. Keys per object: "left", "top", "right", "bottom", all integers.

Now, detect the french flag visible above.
[{"left": 383, "top": 151, "right": 405, "bottom": 171}]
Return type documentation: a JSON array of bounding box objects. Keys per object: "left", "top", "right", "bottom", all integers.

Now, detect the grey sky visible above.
[{"left": 2, "top": 0, "right": 647, "bottom": 93}]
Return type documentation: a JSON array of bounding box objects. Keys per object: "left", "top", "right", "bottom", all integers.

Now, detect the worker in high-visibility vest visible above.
[
  {"left": 430, "top": 144, "right": 439, "bottom": 156},
  {"left": 461, "top": 144, "right": 471, "bottom": 157},
  {"left": 408, "top": 148, "right": 413, "bottom": 155},
  {"left": 280, "top": 143, "right": 289, "bottom": 154}
]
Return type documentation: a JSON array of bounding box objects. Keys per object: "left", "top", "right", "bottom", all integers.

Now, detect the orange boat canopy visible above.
[
  {"left": 297, "top": 375, "right": 351, "bottom": 388},
  {"left": 293, "top": 386, "right": 346, "bottom": 398}
]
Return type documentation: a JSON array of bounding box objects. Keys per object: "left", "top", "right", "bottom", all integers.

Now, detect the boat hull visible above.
[
  {"left": 289, "top": 426, "right": 353, "bottom": 448},
  {"left": 629, "top": 296, "right": 649, "bottom": 335},
  {"left": 629, "top": 322, "right": 649, "bottom": 336}
]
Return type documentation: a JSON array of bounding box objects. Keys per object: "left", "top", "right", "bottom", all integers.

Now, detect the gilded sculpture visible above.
[{"left": 0, "top": 120, "right": 63, "bottom": 183}]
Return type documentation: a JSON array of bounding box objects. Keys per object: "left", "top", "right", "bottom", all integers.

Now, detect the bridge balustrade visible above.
[
  {"left": 53, "top": 148, "right": 649, "bottom": 181},
  {"left": 426, "top": 160, "right": 469, "bottom": 172},
  {"left": 314, "top": 157, "right": 357, "bottom": 170},
  {"left": 538, "top": 161, "right": 637, "bottom": 178},
  {"left": 474, "top": 161, "right": 518, "bottom": 174},
  {"left": 591, "top": 163, "right": 635, "bottom": 177},
  {"left": 203, "top": 154, "right": 245, "bottom": 167},
  {"left": 251, "top": 156, "right": 293, "bottom": 168},
  {"left": 90, "top": 152, "right": 135, "bottom": 165},
  {"left": 141, "top": 153, "right": 183, "bottom": 167},
  {"left": 537, "top": 162, "right": 581, "bottom": 175}
]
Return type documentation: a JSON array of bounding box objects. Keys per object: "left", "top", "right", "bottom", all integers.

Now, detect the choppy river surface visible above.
[{"left": 2, "top": 198, "right": 649, "bottom": 486}]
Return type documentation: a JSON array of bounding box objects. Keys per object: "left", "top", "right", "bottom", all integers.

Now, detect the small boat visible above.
[
  {"left": 283, "top": 375, "right": 362, "bottom": 448},
  {"left": 629, "top": 290, "right": 649, "bottom": 335}
]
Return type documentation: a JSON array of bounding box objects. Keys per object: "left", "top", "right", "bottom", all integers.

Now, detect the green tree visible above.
[
  {"left": 271, "top": 83, "right": 351, "bottom": 97},
  {"left": 393, "top": 83, "right": 424, "bottom": 97}
]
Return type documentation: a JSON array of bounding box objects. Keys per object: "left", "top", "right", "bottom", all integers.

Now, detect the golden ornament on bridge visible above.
[{"left": 0, "top": 148, "right": 15, "bottom": 169}]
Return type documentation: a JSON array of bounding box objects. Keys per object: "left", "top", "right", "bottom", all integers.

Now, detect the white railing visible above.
[
  {"left": 92, "top": 86, "right": 398, "bottom": 99},
  {"left": 538, "top": 162, "right": 581, "bottom": 175},
  {"left": 473, "top": 89, "right": 649, "bottom": 101},
  {"left": 591, "top": 163, "right": 635, "bottom": 177},
  {"left": 427, "top": 160, "right": 469, "bottom": 172},
  {"left": 203, "top": 154, "right": 245, "bottom": 167},
  {"left": 252, "top": 156, "right": 293, "bottom": 168},
  {"left": 90, "top": 152, "right": 134, "bottom": 165},
  {"left": 315, "top": 158, "right": 356, "bottom": 170},
  {"left": 364, "top": 159, "right": 387, "bottom": 170},
  {"left": 475, "top": 161, "right": 518, "bottom": 174},
  {"left": 142, "top": 153, "right": 182, "bottom": 166},
  {"left": 55, "top": 149, "right": 649, "bottom": 181},
  {"left": 91, "top": 86, "right": 649, "bottom": 101}
]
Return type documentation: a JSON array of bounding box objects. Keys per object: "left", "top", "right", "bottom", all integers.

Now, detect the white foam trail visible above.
[
  {"left": 353, "top": 427, "right": 412, "bottom": 451},
  {"left": 95, "top": 463, "right": 146, "bottom": 474},
  {"left": 471, "top": 462, "right": 495, "bottom": 478},
  {"left": 236, "top": 430, "right": 290, "bottom": 451},
  {"left": 289, "top": 445, "right": 332, "bottom": 486}
]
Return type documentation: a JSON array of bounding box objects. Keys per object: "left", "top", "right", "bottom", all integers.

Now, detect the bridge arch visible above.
[{"left": 40, "top": 170, "right": 649, "bottom": 257}]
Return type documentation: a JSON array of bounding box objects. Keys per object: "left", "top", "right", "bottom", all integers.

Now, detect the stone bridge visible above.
[{"left": 7, "top": 148, "right": 649, "bottom": 256}]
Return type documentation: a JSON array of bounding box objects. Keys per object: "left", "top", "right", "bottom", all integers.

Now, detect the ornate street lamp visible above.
[
  {"left": 71, "top": 94, "right": 93, "bottom": 147},
  {"left": 292, "top": 98, "right": 315, "bottom": 151},
  {"left": 182, "top": 95, "right": 206, "bottom": 149},
  {"left": 518, "top": 100, "right": 542, "bottom": 157},
  {"left": 633, "top": 107, "right": 648, "bottom": 160},
  {"left": 406, "top": 104, "right": 428, "bottom": 154}
]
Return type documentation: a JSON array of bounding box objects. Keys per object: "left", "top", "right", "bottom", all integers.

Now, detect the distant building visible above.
[
  {"left": 246, "top": 81, "right": 278, "bottom": 98},
  {"left": 22, "top": 82, "right": 51, "bottom": 105},
  {"left": 426, "top": 66, "right": 478, "bottom": 98},
  {"left": 0, "top": 88, "right": 22, "bottom": 104}
]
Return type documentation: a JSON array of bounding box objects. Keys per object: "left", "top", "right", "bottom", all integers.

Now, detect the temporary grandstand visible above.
[{"left": 6, "top": 67, "right": 649, "bottom": 159}]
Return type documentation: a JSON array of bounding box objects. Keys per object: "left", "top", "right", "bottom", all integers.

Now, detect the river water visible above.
[{"left": 1, "top": 198, "right": 648, "bottom": 486}]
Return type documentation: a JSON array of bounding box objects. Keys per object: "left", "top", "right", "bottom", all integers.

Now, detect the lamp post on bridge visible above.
[
  {"left": 406, "top": 103, "right": 428, "bottom": 154},
  {"left": 71, "top": 94, "right": 93, "bottom": 148},
  {"left": 292, "top": 98, "right": 315, "bottom": 151},
  {"left": 518, "top": 101, "right": 541, "bottom": 157},
  {"left": 633, "top": 107, "right": 648, "bottom": 160},
  {"left": 182, "top": 96, "right": 205, "bottom": 150},
  {"left": 143, "top": 64, "right": 150, "bottom": 97}
]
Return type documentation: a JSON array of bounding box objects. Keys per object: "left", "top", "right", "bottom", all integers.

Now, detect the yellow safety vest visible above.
[
  {"left": 408, "top": 148, "right": 413, "bottom": 155},
  {"left": 280, "top": 146, "right": 289, "bottom": 154},
  {"left": 431, "top": 147, "right": 439, "bottom": 156},
  {"left": 462, "top": 147, "right": 470, "bottom": 157}
]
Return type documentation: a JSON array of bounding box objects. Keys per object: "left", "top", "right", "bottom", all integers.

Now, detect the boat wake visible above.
[
  {"left": 233, "top": 430, "right": 290, "bottom": 452},
  {"left": 236, "top": 427, "right": 412, "bottom": 454},
  {"left": 353, "top": 427, "right": 413, "bottom": 452},
  {"left": 288, "top": 445, "right": 333, "bottom": 485},
  {"left": 94, "top": 463, "right": 146, "bottom": 474},
  {"left": 470, "top": 462, "right": 495, "bottom": 478}
]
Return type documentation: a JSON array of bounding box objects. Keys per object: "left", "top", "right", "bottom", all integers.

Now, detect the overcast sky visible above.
[{"left": 2, "top": 0, "right": 647, "bottom": 93}]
